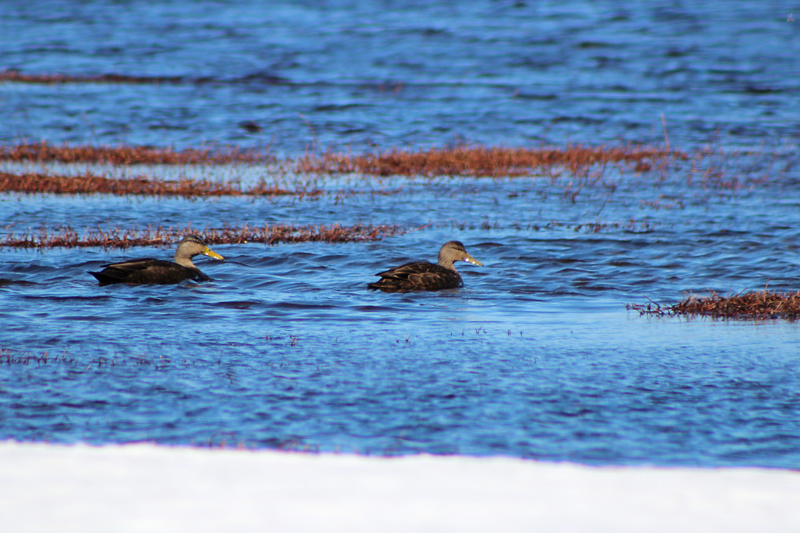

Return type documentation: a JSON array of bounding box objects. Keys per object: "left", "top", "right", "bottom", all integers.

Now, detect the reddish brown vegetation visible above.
[
  {"left": 0, "top": 142, "right": 692, "bottom": 198},
  {"left": 3, "top": 223, "right": 406, "bottom": 250},
  {"left": 628, "top": 290, "right": 800, "bottom": 320},
  {"left": 0, "top": 141, "right": 270, "bottom": 165},
  {"left": 296, "top": 144, "right": 684, "bottom": 177},
  {"left": 0, "top": 171, "right": 316, "bottom": 198},
  {"left": 0, "top": 142, "right": 682, "bottom": 176}
]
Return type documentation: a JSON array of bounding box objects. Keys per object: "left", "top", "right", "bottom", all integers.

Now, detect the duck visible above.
[
  {"left": 368, "top": 240, "right": 483, "bottom": 292},
  {"left": 89, "top": 235, "right": 224, "bottom": 285}
]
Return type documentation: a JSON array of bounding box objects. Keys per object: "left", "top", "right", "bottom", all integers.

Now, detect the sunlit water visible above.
[{"left": 1, "top": 0, "right": 800, "bottom": 467}]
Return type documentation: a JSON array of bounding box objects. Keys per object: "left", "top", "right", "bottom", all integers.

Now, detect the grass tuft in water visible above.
[{"left": 628, "top": 290, "right": 800, "bottom": 320}]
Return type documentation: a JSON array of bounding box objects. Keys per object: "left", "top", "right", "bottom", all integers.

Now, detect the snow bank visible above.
[{"left": 0, "top": 441, "right": 798, "bottom": 532}]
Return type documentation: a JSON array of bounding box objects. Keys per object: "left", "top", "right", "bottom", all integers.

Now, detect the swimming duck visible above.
[
  {"left": 89, "top": 235, "right": 224, "bottom": 285},
  {"left": 368, "top": 241, "right": 483, "bottom": 292}
]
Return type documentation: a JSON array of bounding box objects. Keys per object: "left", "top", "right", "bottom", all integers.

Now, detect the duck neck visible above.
[
  {"left": 174, "top": 254, "right": 196, "bottom": 269},
  {"left": 437, "top": 258, "right": 457, "bottom": 271}
]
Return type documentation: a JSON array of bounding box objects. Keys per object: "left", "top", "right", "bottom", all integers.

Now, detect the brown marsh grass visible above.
[
  {"left": 628, "top": 290, "right": 800, "bottom": 320},
  {"left": 1, "top": 142, "right": 752, "bottom": 204},
  {"left": 0, "top": 141, "right": 271, "bottom": 165},
  {"left": 296, "top": 144, "right": 685, "bottom": 177},
  {"left": 1, "top": 141, "right": 681, "bottom": 175},
  {"left": 3, "top": 223, "right": 406, "bottom": 250},
  {"left": 0, "top": 171, "right": 318, "bottom": 198}
]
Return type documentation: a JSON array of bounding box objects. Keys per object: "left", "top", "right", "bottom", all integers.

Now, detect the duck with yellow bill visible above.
[{"left": 89, "top": 235, "right": 224, "bottom": 285}]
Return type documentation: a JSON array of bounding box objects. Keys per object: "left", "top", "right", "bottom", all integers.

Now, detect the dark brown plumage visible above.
[
  {"left": 368, "top": 241, "right": 483, "bottom": 293},
  {"left": 89, "top": 235, "right": 224, "bottom": 286}
]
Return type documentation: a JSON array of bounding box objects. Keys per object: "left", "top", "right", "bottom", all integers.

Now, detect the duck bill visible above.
[
  {"left": 463, "top": 253, "right": 483, "bottom": 267},
  {"left": 203, "top": 246, "right": 224, "bottom": 261}
]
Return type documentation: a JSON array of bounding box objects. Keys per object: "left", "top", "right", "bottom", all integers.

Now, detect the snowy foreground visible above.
[{"left": 1, "top": 442, "right": 799, "bottom": 532}]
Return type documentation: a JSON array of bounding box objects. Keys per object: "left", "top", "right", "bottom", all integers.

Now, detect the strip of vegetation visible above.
[
  {"left": 0, "top": 171, "right": 318, "bottom": 198},
  {"left": 0, "top": 69, "right": 288, "bottom": 86},
  {"left": 2, "top": 223, "right": 407, "bottom": 250},
  {"left": 628, "top": 290, "right": 800, "bottom": 320},
  {"left": 0, "top": 141, "right": 271, "bottom": 165},
  {"left": 0, "top": 70, "right": 186, "bottom": 85},
  {"left": 296, "top": 144, "right": 684, "bottom": 177},
  {"left": 1, "top": 141, "right": 681, "bottom": 176}
]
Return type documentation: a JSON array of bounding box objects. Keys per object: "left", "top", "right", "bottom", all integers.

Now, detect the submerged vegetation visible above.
[
  {"left": 2, "top": 223, "right": 406, "bottom": 250},
  {"left": 0, "top": 69, "right": 291, "bottom": 87},
  {"left": 628, "top": 290, "right": 800, "bottom": 320},
  {"left": 0, "top": 70, "right": 186, "bottom": 85}
]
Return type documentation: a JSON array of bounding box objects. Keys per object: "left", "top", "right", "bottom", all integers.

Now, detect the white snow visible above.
[{"left": 1, "top": 441, "right": 799, "bottom": 532}]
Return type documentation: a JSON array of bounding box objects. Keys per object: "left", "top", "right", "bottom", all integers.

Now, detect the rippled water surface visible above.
[{"left": 2, "top": 0, "right": 800, "bottom": 467}]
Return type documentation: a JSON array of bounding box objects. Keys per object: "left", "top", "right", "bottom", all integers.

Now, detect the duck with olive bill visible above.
[{"left": 368, "top": 240, "right": 483, "bottom": 292}]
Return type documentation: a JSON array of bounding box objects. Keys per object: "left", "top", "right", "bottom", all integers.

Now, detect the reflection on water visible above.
[{"left": 1, "top": 0, "right": 800, "bottom": 467}]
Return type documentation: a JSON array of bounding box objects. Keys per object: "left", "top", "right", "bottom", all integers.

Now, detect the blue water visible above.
[
  {"left": 2, "top": 0, "right": 800, "bottom": 467},
  {"left": 2, "top": 1, "right": 798, "bottom": 153}
]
